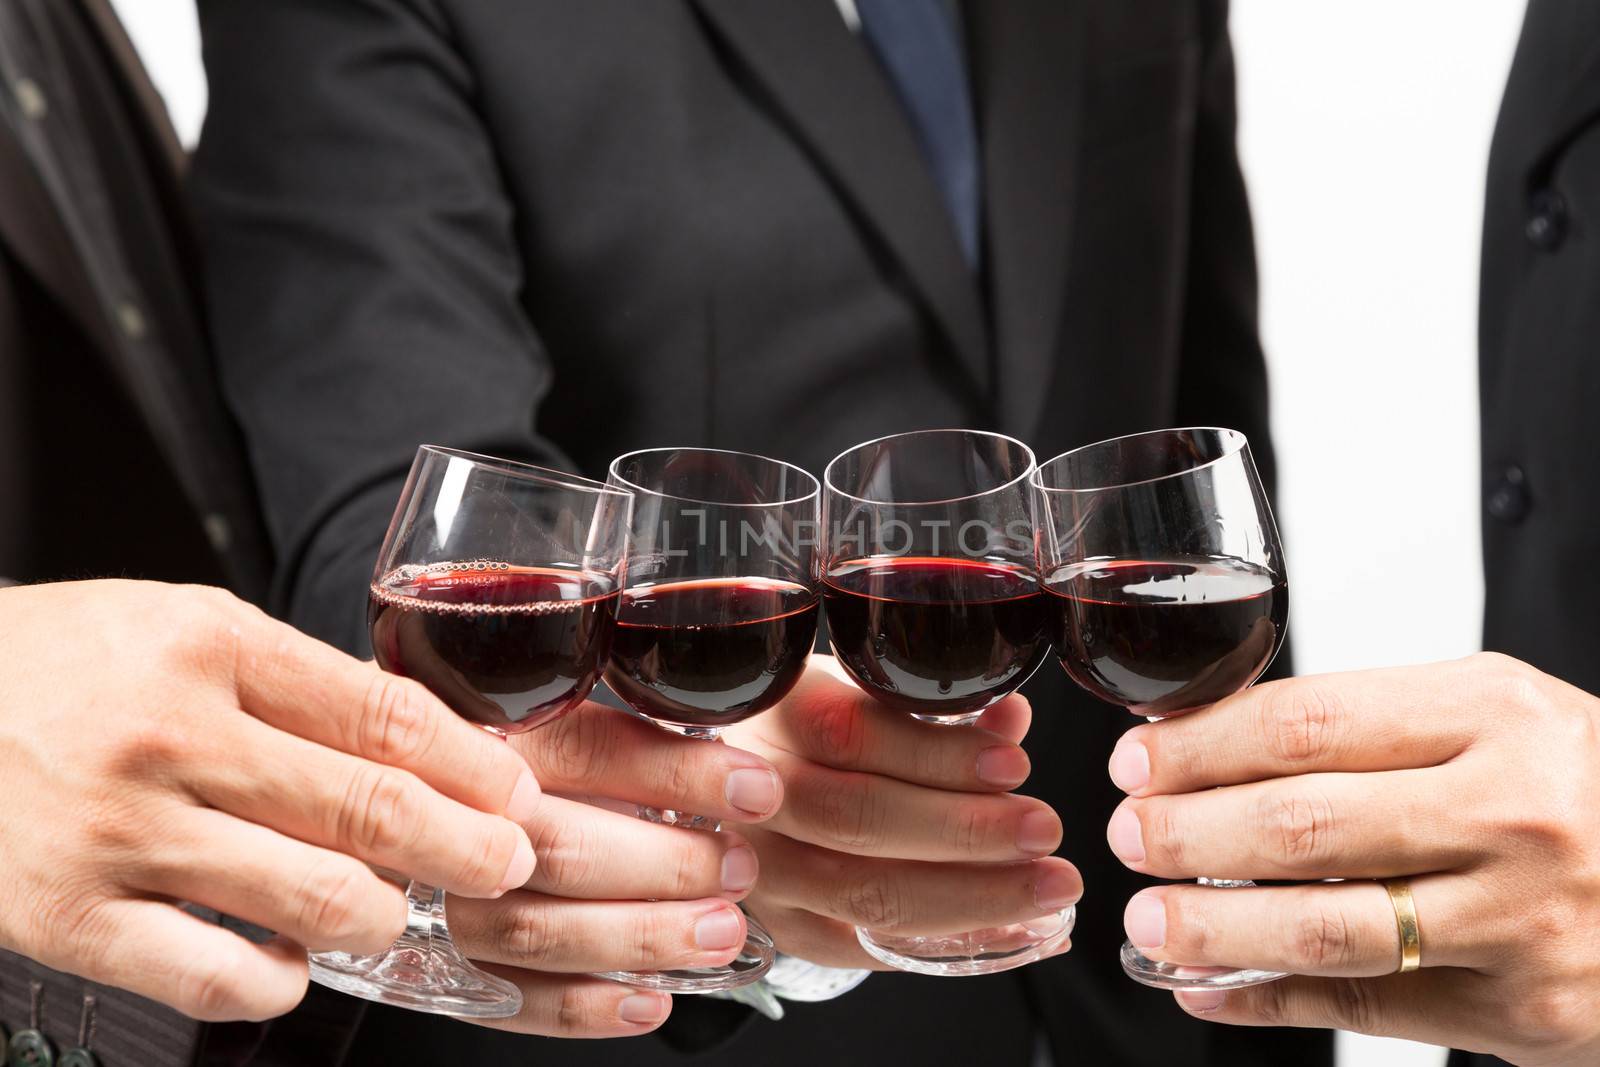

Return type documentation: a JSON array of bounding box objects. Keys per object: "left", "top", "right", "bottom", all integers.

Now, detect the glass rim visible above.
[
  {"left": 1030, "top": 427, "right": 1249, "bottom": 495},
  {"left": 823, "top": 428, "right": 1038, "bottom": 507},
  {"left": 607, "top": 446, "right": 821, "bottom": 509},
  {"left": 418, "top": 444, "right": 632, "bottom": 500}
]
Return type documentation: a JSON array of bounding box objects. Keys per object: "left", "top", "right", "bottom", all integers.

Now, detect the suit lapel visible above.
[
  {"left": 77, "top": 0, "right": 187, "bottom": 173},
  {"left": 691, "top": 0, "right": 990, "bottom": 398},
  {"left": 0, "top": 111, "right": 121, "bottom": 359},
  {"left": 966, "top": 0, "right": 1086, "bottom": 439}
]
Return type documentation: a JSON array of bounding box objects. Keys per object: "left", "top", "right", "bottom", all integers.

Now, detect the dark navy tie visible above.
[{"left": 855, "top": 0, "right": 982, "bottom": 269}]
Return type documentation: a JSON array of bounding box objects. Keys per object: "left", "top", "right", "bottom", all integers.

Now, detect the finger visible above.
[
  {"left": 974, "top": 691, "right": 1033, "bottom": 746},
  {"left": 752, "top": 747, "right": 1061, "bottom": 861},
  {"left": 1112, "top": 663, "right": 1485, "bottom": 798},
  {"left": 745, "top": 827, "right": 1081, "bottom": 936},
  {"left": 188, "top": 716, "right": 535, "bottom": 898},
  {"left": 522, "top": 794, "right": 758, "bottom": 901},
  {"left": 752, "top": 655, "right": 1033, "bottom": 791},
  {"left": 1174, "top": 969, "right": 1494, "bottom": 1050},
  {"left": 518, "top": 702, "right": 783, "bottom": 822},
  {"left": 1108, "top": 768, "right": 1476, "bottom": 880},
  {"left": 230, "top": 608, "right": 539, "bottom": 820},
  {"left": 470, "top": 970, "right": 672, "bottom": 1038},
  {"left": 132, "top": 808, "right": 406, "bottom": 956},
  {"left": 1125, "top": 875, "right": 1479, "bottom": 979},
  {"left": 449, "top": 892, "right": 746, "bottom": 973},
  {"left": 68, "top": 900, "right": 310, "bottom": 1022}
]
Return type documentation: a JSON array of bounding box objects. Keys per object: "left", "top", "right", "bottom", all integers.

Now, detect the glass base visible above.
[
  {"left": 1120, "top": 941, "right": 1288, "bottom": 992},
  {"left": 308, "top": 882, "right": 521, "bottom": 1019},
  {"left": 597, "top": 912, "right": 775, "bottom": 993},
  {"left": 855, "top": 906, "right": 1074, "bottom": 976}
]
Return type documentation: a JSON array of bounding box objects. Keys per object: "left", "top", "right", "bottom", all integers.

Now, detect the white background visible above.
[{"left": 110, "top": 2, "right": 1528, "bottom": 1063}]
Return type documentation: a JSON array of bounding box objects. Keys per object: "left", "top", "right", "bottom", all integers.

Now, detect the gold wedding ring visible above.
[{"left": 1383, "top": 879, "right": 1422, "bottom": 974}]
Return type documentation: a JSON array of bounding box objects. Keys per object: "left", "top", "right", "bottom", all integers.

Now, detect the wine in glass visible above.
[
  {"left": 1032, "top": 426, "right": 1289, "bottom": 992},
  {"left": 821, "top": 428, "right": 1067, "bottom": 975},
  {"left": 309, "top": 445, "right": 632, "bottom": 1017},
  {"left": 598, "top": 447, "right": 821, "bottom": 992}
]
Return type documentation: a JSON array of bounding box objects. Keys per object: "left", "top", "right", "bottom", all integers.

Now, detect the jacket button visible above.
[
  {"left": 1485, "top": 464, "right": 1531, "bottom": 524},
  {"left": 7, "top": 1028, "right": 53, "bottom": 1067},
  {"left": 203, "top": 514, "right": 232, "bottom": 553},
  {"left": 11, "top": 78, "right": 47, "bottom": 120},
  {"left": 1525, "top": 190, "right": 1568, "bottom": 250}
]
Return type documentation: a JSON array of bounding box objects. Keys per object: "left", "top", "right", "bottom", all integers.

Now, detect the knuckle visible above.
[
  {"left": 544, "top": 708, "right": 618, "bottom": 788},
  {"left": 497, "top": 900, "right": 560, "bottom": 968},
  {"left": 1141, "top": 802, "right": 1187, "bottom": 872},
  {"left": 1161, "top": 892, "right": 1210, "bottom": 959},
  {"left": 810, "top": 770, "right": 886, "bottom": 852},
  {"left": 358, "top": 675, "right": 441, "bottom": 767},
  {"left": 554, "top": 982, "right": 595, "bottom": 1036},
  {"left": 337, "top": 765, "right": 423, "bottom": 856},
  {"left": 627, "top": 908, "right": 671, "bottom": 966},
  {"left": 530, "top": 817, "right": 593, "bottom": 894},
  {"left": 1287, "top": 903, "right": 1357, "bottom": 973},
  {"left": 34, "top": 890, "right": 114, "bottom": 973},
  {"left": 1510, "top": 989, "right": 1590, "bottom": 1046},
  {"left": 1249, "top": 973, "right": 1292, "bottom": 1025},
  {"left": 295, "top": 858, "right": 375, "bottom": 943},
  {"left": 454, "top": 821, "right": 518, "bottom": 893},
  {"left": 940, "top": 802, "right": 990, "bottom": 855},
  {"left": 837, "top": 870, "right": 907, "bottom": 929},
  {"left": 1256, "top": 789, "right": 1336, "bottom": 870},
  {"left": 648, "top": 746, "right": 703, "bottom": 810},
  {"left": 1329, "top": 977, "right": 1384, "bottom": 1034},
  {"left": 174, "top": 956, "right": 245, "bottom": 1021},
  {"left": 799, "top": 690, "right": 871, "bottom": 766},
  {"left": 1259, "top": 680, "right": 1342, "bottom": 766},
  {"left": 665, "top": 839, "right": 710, "bottom": 899}
]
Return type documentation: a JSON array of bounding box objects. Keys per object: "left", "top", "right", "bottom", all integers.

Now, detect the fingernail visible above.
[
  {"left": 720, "top": 846, "right": 759, "bottom": 894},
  {"left": 693, "top": 907, "right": 744, "bottom": 951},
  {"left": 976, "top": 745, "right": 1030, "bottom": 787},
  {"left": 724, "top": 768, "right": 780, "bottom": 817},
  {"left": 1177, "top": 990, "right": 1227, "bottom": 1015},
  {"left": 1017, "top": 809, "right": 1061, "bottom": 854},
  {"left": 618, "top": 992, "right": 670, "bottom": 1024},
  {"left": 1124, "top": 892, "right": 1166, "bottom": 948},
  {"left": 1034, "top": 865, "right": 1080, "bottom": 911},
  {"left": 1108, "top": 739, "right": 1150, "bottom": 794},
  {"left": 499, "top": 831, "right": 536, "bottom": 894},
  {"left": 1107, "top": 807, "right": 1146, "bottom": 865},
  {"left": 508, "top": 770, "right": 541, "bottom": 823}
]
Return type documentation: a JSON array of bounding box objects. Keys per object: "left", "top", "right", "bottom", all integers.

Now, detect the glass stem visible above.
[
  {"left": 638, "top": 725, "right": 722, "bottom": 830},
  {"left": 393, "top": 881, "right": 452, "bottom": 963}
]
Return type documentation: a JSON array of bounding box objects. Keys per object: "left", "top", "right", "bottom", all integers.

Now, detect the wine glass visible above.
[
  {"left": 820, "top": 428, "right": 1067, "bottom": 975},
  {"left": 309, "top": 445, "right": 632, "bottom": 1017},
  {"left": 596, "top": 447, "right": 821, "bottom": 993},
  {"left": 1031, "top": 426, "right": 1289, "bottom": 992}
]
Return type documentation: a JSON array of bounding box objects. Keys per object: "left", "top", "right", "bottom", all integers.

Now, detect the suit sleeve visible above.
[
  {"left": 189, "top": 0, "right": 756, "bottom": 1050},
  {"left": 189, "top": 0, "right": 571, "bottom": 655},
  {"left": 1171, "top": 0, "right": 1291, "bottom": 677}
]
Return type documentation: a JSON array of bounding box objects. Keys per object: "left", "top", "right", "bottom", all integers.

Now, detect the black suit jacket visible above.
[
  {"left": 1449, "top": 1, "right": 1600, "bottom": 1065},
  {"left": 192, "top": 1, "right": 1326, "bottom": 1064}
]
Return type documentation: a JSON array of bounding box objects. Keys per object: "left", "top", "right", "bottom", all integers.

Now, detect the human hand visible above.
[
  {"left": 442, "top": 699, "right": 786, "bottom": 1037},
  {"left": 0, "top": 581, "right": 538, "bottom": 1021},
  {"left": 1106, "top": 653, "right": 1600, "bottom": 1066},
  {"left": 722, "top": 656, "right": 1080, "bottom": 969}
]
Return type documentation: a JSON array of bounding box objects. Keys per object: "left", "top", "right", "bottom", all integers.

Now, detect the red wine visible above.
[
  {"left": 368, "top": 562, "right": 618, "bottom": 733},
  {"left": 605, "top": 577, "right": 819, "bottom": 729},
  {"left": 1045, "top": 557, "right": 1287, "bottom": 715},
  {"left": 822, "top": 556, "right": 1049, "bottom": 720}
]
